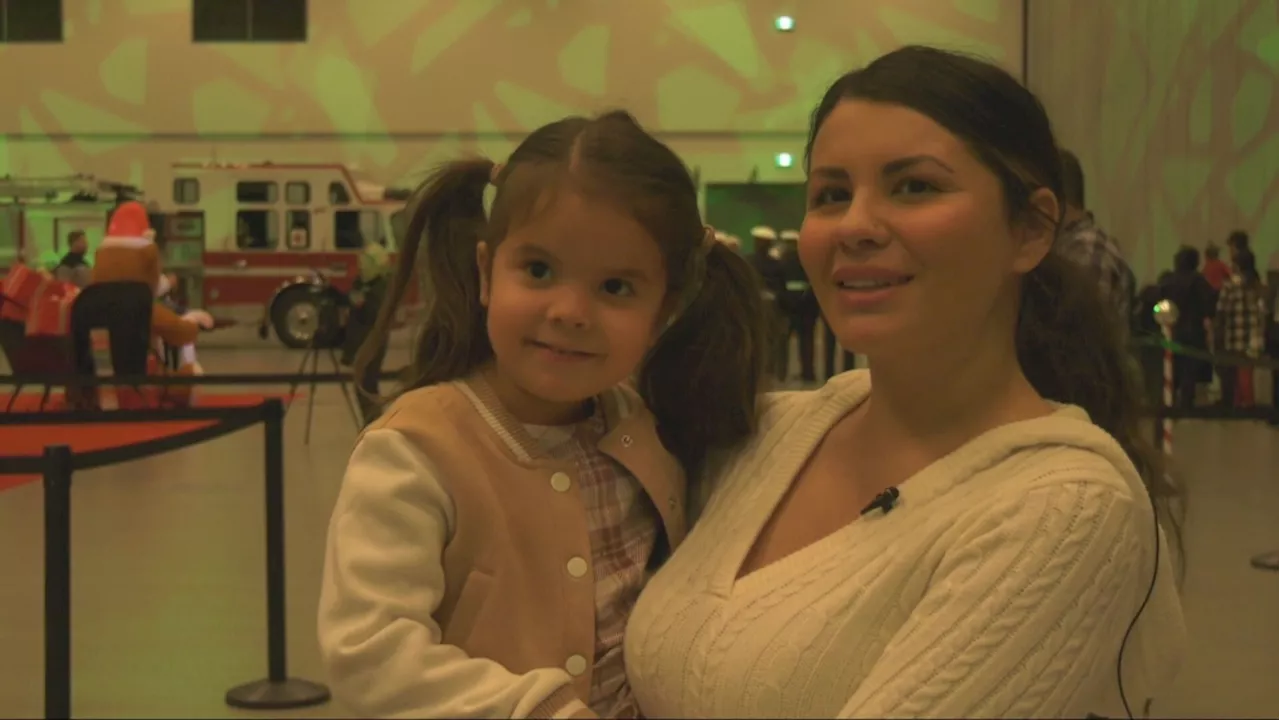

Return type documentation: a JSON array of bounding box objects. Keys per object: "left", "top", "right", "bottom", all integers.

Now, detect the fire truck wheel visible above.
[{"left": 271, "top": 288, "right": 340, "bottom": 350}]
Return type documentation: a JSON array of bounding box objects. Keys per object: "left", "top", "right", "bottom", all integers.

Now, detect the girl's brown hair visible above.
[{"left": 356, "top": 110, "right": 770, "bottom": 476}]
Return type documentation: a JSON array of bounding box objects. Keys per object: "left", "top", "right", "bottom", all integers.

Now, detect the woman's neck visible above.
[{"left": 859, "top": 332, "right": 1051, "bottom": 459}]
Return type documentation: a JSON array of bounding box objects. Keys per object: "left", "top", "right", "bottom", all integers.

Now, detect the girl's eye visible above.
[
  {"left": 602, "top": 278, "right": 634, "bottom": 297},
  {"left": 525, "top": 261, "right": 552, "bottom": 281}
]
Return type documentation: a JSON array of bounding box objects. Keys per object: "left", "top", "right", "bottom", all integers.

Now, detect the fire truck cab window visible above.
[
  {"left": 236, "top": 210, "right": 278, "bottom": 250},
  {"left": 173, "top": 178, "right": 199, "bottom": 205},
  {"left": 170, "top": 212, "right": 205, "bottom": 240},
  {"left": 328, "top": 181, "right": 350, "bottom": 206},
  {"left": 285, "top": 181, "right": 310, "bottom": 205},
  {"left": 334, "top": 209, "right": 386, "bottom": 250},
  {"left": 287, "top": 210, "right": 311, "bottom": 250},
  {"left": 236, "top": 181, "right": 277, "bottom": 204}
]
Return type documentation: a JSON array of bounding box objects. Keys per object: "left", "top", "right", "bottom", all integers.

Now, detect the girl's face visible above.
[
  {"left": 799, "top": 99, "right": 1056, "bottom": 363},
  {"left": 477, "top": 190, "right": 669, "bottom": 424}
]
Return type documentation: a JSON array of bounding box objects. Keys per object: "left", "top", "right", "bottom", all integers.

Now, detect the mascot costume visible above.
[{"left": 89, "top": 201, "right": 213, "bottom": 407}]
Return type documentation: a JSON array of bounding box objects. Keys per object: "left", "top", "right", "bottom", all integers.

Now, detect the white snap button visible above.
[
  {"left": 550, "top": 472, "right": 571, "bottom": 492},
  {"left": 621, "top": 434, "right": 633, "bottom": 447},
  {"left": 566, "top": 556, "right": 589, "bottom": 578},
  {"left": 565, "top": 654, "right": 588, "bottom": 676}
]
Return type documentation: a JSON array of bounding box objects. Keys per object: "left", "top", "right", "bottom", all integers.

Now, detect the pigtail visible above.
[
  {"left": 354, "top": 158, "right": 495, "bottom": 396},
  {"left": 1017, "top": 252, "right": 1184, "bottom": 569},
  {"left": 638, "top": 241, "right": 770, "bottom": 478}
]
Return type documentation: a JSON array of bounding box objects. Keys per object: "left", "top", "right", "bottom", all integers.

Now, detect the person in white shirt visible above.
[{"left": 624, "top": 45, "right": 1187, "bottom": 719}]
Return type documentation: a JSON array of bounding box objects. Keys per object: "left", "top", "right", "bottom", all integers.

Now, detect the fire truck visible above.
[
  {"left": 1, "top": 163, "right": 416, "bottom": 349},
  {"left": 152, "top": 161, "right": 414, "bottom": 348},
  {"left": 0, "top": 174, "right": 143, "bottom": 268}
]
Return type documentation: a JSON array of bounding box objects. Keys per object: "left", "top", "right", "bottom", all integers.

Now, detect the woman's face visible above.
[{"left": 798, "top": 99, "right": 1056, "bottom": 361}]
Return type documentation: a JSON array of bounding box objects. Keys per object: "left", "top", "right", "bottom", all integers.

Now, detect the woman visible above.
[{"left": 624, "top": 46, "right": 1186, "bottom": 719}]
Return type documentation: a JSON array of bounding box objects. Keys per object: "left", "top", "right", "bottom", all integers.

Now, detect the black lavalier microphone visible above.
[{"left": 860, "top": 486, "right": 900, "bottom": 516}]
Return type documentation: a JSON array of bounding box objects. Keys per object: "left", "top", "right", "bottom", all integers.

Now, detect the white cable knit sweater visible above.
[{"left": 623, "top": 371, "right": 1186, "bottom": 719}]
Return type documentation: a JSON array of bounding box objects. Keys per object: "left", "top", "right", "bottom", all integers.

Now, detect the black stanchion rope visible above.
[{"left": 0, "top": 404, "right": 266, "bottom": 475}]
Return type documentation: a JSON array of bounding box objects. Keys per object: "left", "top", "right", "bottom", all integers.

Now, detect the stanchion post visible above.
[
  {"left": 43, "top": 444, "right": 74, "bottom": 720},
  {"left": 264, "top": 396, "right": 288, "bottom": 683},
  {"left": 225, "top": 399, "right": 331, "bottom": 710},
  {"left": 1153, "top": 300, "right": 1178, "bottom": 459}
]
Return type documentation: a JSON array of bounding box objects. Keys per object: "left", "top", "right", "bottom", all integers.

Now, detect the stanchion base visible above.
[
  {"left": 225, "top": 677, "right": 331, "bottom": 710},
  {"left": 1249, "top": 551, "right": 1278, "bottom": 572}
]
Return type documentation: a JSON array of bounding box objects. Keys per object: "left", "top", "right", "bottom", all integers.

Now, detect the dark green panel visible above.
[{"left": 704, "top": 182, "right": 806, "bottom": 254}]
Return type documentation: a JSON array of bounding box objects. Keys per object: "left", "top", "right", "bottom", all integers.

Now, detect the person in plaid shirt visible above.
[
  {"left": 319, "top": 111, "right": 771, "bottom": 719},
  {"left": 1057, "top": 150, "right": 1136, "bottom": 335},
  {"left": 1215, "top": 249, "right": 1266, "bottom": 407}
]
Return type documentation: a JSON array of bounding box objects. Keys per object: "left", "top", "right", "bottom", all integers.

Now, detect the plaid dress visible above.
[
  {"left": 525, "top": 403, "right": 660, "bottom": 718},
  {"left": 1216, "top": 276, "right": 1265, "bottom": 355}
]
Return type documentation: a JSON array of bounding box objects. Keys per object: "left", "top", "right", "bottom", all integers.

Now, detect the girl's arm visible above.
[{"left": 318, "top": 429, "right": 587, "bottom": 719}]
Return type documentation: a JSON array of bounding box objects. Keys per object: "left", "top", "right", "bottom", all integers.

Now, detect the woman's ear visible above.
[
  {"left": 475, "top": 242, "right": 492, "bottom": 306},
  {"left": 1011, "top": 187, "right": 1060, "bottom": 274}
]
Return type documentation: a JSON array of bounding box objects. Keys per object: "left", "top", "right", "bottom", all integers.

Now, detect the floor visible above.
[{"left": 0, "top": 330, "right": 1276, "bottom": 719}]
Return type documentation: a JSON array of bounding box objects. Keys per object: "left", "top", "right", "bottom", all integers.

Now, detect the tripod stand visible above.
[{"left": 286, "top": 291, "right": 361, "bottom": 444}]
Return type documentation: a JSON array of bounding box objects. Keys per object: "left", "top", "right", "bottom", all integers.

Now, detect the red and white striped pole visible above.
[{"left": 1153, "top": 299, "right": 1179, "bottom": 458}]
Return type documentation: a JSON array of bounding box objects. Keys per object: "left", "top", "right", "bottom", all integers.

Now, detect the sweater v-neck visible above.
[{"left": 714, "top": 372, "right": 1087, "bottom": 598}]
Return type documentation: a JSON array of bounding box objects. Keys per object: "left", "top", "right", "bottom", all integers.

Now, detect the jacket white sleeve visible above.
[{"left": 318, "top": 429, "right": 587, "bottom": 719}]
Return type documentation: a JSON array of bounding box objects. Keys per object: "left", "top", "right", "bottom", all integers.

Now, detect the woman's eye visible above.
[
  {"left": 810, "top": 186, "right": 851, "bottom": 207},
  {"left": 602, "top": 278, "right": 634, "bottom": 297},
  {"left": 894, "top": 178, "right": 939, "bottom": 196}
]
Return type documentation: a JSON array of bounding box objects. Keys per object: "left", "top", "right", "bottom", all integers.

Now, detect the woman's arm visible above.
[
  {"left": 318, "top": 429, "right": 587, "bottom": 718},
  {"left": 837, "top": 478, "right": 1179, "bottom": 719}
]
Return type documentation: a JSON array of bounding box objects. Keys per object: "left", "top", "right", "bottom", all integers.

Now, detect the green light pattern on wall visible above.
[
  {"left": 0, "top": 0, "right": 1008, "bottom": 267},
  {"left": 1030, "top": 0, "right": 1277, "bottom": 281}
]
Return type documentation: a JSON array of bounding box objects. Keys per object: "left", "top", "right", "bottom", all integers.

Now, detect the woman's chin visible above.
[{"left": 827, "top": 317, "right": 900, "bottom": 357}]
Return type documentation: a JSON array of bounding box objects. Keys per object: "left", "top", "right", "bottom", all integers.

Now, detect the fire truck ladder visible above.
[{"left": 0, "top": 174, "right": 142, "bottom": 203}]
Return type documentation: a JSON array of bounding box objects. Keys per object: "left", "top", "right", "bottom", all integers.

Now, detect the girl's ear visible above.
[{"left": 476, "top": 242, "right": 492, "bottom": 306}]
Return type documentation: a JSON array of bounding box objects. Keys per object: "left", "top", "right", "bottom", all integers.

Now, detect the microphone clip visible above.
[{"left": 860, "top": 486, "right": 900, "bottom": 516}]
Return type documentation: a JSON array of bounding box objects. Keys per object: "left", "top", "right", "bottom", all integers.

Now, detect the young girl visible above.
[{"left": 317, "top": 110, "right": 770, "bottom": 719}]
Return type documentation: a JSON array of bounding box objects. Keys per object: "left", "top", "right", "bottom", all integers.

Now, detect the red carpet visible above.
[{"left": 0, "top": 392, "right": 299, "bottom": 493}]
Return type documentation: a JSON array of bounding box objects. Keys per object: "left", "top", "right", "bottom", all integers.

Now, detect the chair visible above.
[
  {"left": 0, "top": 318, "right": 23, "bottom": 370},
  {"left": 69, "top": 282, "right": 155, "bottom": 410},
  {"left": 0, "top": 316, "right": 29, "bottom": 411},
  {"left": 0, "top": 293, "right": 26, "bottom": 370},
  {"left": 9, "top": 336, "right": 74, "bottom": 410},
  {"left": 2, "top": 290, "right": 78, "bottom": 412}
]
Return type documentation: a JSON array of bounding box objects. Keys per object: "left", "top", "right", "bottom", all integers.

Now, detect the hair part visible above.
[
  {"left": 358, "top": 111, "right": 771, "bottom": 477},
  {"left": 806, "top": 45, "right": 1183, "bottom": 564}
]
